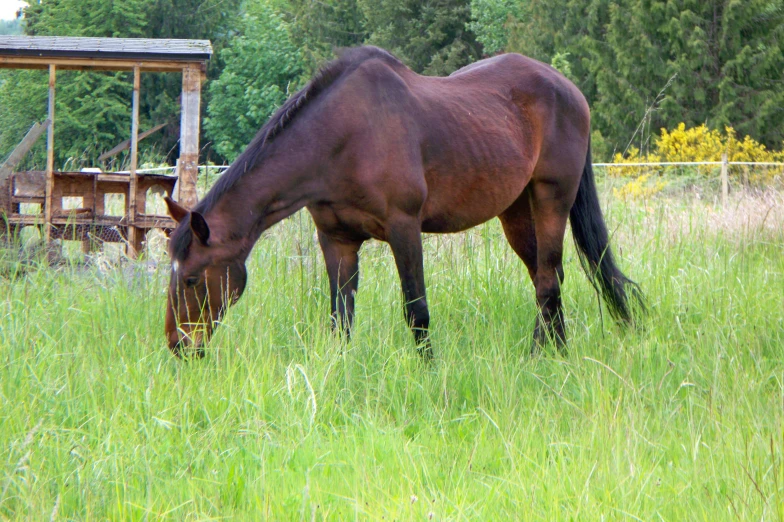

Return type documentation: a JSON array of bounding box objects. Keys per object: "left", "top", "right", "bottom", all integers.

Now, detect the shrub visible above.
[{"left": 607, "top": 124, "right": 784, "bottom": 196}]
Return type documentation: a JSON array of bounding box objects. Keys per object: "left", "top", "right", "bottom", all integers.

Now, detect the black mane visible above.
[{"left": 171, "top": 46, "right": 404, "bottom": 259}]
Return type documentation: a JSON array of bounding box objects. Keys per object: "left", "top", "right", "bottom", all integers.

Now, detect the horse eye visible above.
[{"left": 185, "top": 277, "right": 198, "bottom": 288}]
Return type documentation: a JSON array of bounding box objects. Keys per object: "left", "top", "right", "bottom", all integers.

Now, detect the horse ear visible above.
[
  {"left": 164, "top": 196, "right": 189, "bottom": 223},
  {"left": 190, "top": 211, "right": 210, "bottom": 245}
]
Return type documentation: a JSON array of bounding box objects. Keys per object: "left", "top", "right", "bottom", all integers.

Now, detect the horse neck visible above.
[{"left": 204, "top": 134, "right": 323, "bottom": 253}]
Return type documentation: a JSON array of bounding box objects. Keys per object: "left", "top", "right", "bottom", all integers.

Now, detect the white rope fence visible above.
[
  {"left": 594, "top": 161, "right": 784, "bottom": 167},
  {"left": 126, "top": 161, "right": 784, "bottom": 173},
  {"left": 593, "top": 157, "right": 784, "bottom": 204},
  {"left": 126, "top": 159, "right": 782, "bottom": 207}
]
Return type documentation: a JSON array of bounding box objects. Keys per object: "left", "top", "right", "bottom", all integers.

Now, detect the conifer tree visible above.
[
  {"left": 359, "top": 0, "right": 482, "bottom": 75},
  {"left": 205, "top": 3, "right": 306, "bottom": 160}
]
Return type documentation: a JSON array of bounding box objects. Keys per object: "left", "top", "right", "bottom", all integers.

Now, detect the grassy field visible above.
[{"left": 1, "top": 187, "right": 783, "bottom": 520}]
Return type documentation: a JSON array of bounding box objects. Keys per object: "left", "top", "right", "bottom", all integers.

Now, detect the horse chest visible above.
[{"left": 308, "top": 203, "right": 385, "bottom": 241}]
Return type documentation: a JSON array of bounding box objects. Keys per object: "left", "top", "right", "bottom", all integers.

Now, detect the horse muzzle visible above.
[{"left": 167, "top": 328, "right": 206, "bottom": 359}]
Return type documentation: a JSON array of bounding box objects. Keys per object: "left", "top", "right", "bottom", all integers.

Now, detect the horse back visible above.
[{"left": 314, "top": 53, "right": 591, "bottom": 234}]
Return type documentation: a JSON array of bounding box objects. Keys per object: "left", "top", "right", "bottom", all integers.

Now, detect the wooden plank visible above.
[
  {"left": 96, "top": 173, "right": 130, "bottom": 183},
  {"left": 0, "top": 55, "right": 200, "bottom": 72},
  {"left": 0, "top": 36, "right": 212, "bottom": 59},
  {"left": 0, "top": 119, "right": 50, "bottom": 185},
  {"left": 44, "top": 64, "right": 56, "bottom": 241},
  {"left": 12, "top": 171, "right": 45, "bottom": 197},
  {"left": 97, "top": 122, "right": 167, "bottom": 162},
  {"left": 178, "top": 63, "right": 202, "bottom": 208},
  {"left": 5, "top": 214, "right": 171, "bottom": 229},
  {"left": 128, "top": 65, "right": 142, "bottom": 257}
]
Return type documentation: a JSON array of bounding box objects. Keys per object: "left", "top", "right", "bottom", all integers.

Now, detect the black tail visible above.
[{"left": 569, "top": 141, "right": 644, "bottom": 323}]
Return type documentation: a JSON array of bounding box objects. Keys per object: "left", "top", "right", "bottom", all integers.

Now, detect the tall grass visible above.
[{"left": 1, "top": 189, "right": 783, "bottom": 520}]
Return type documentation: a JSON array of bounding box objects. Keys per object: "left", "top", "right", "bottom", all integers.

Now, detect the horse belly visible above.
[
  {"left": 420, "top": 165, "right": 531, "bottom": 233},
  {"left": 416, "top": 102, "right": 536, "bottom": 233}
]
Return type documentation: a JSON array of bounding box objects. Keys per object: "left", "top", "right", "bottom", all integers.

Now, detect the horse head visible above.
[{"left": 163, "top": 197, "right": 247, "bottom": 357}]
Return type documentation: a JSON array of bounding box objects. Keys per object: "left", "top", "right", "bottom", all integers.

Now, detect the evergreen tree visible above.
[
  {"left": 284, "top": 0, "right": 367, "bottom": 72},
  {"left": 467, "top": 0, "right": 526, "bottom": 56},
  {"left": 496, "top": 0, "right": 784, "bottom": 157},
  {"left": 205, "top": 3, "right": 306, "bottom": 160},
  {"left": 0, "top": 19, "right": 22, "bottom": 35},
  {"left": 359, "top": 0, "right": 482, "bottom": 75},
  {"left": 589, "top": 0, "right": 784, "bottom": 155},
  {"left": 4, "top": 0, "right": 784, "bottom": 166}
]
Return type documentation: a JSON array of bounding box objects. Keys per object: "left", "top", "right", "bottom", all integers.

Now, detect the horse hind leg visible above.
[
  {"left": 499, "top": 185, "right": 538, "bottom": 281},
  {"left": 499, "top": 185, "right": 563, "bottom": 352},
  {"left": 527, "top": 179, "right": 574, "bottom": 352}
]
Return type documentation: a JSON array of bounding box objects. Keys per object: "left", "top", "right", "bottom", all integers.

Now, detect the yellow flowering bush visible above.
[
  {"left": 612, "top": 173, "right": 667, "bottom": 200},
  {"left": 607, "top": 123, "right": 784, "bottom": 198},
  {"left": 657, "top": 123, "right": 784, "bottom": 164}
]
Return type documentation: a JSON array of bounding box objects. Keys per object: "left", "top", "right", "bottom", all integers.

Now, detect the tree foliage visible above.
[
  {"left": 205, "top": 0, "right": 484, "bottom": 163},
  {"left": 205, "top": 3, "right": 305, "bottom": 160},
  {"left": 0, "top": 0, "right": 241, "bottom": 168},
  {"left": 494, "top": 0, "right": 784, "bottom": 158},
  {"left": 0, "top": 19, "right": 22, "bottom": 35},
  {"left": 3, "top": 0, "right": 784, "bottom": 167},
  {"left": 284, "top": 0, "right": 367, "bottom": 71},
  {"left": 467, "top": 0, "right": 525, "bottom": 56},
  {"left": 358, "top": 0, "right": 482, "bottom": 75},
  {"left": 284, "top": 0, "right": 482, "bottom": 76}
]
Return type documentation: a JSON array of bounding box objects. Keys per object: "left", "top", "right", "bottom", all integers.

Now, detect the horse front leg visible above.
[
  {"left": 387, "top": 218, "right": 431, "bottom": 359},
  {"left": 317, "top": 230, "right": 363, "bottom": 339}
]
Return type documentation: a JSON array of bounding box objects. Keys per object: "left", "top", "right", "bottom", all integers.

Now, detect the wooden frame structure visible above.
[{"left": 0, "top": 36, "right": 212, "bottom": 256}]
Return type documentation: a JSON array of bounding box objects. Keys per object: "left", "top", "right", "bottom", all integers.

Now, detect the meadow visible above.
[{"left": 1, "top": 183, "right": 783, "bottom": 520}]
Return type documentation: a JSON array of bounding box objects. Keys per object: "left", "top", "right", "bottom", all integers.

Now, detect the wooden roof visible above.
[{"left": 0, "top": 36, "right": 212, "bottom": 71}]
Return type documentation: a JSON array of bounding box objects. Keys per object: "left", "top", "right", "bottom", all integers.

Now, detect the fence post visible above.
[{"left": 721, "top": 153, "right": 729, "bottom": 206}]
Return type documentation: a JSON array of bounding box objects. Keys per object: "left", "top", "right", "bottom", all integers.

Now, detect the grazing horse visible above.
[{"left": 163, "top": 46, "right": 642, "bottom": 358}]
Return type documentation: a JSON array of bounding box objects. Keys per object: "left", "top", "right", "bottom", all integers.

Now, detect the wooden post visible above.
[
  {"left": 174, "top": 158, "right": 181, "bottom": 201},
  {"left": 178, "top": 64, "right": 202, "bottom": 209},
  {"left": 0, "top": 119, "right": 50, "bottom": 185},
  {"left": 44, "top": 64, "right": 56, "bottom": 242},
  {"left": 1, "top": 120, "right": 50, "bottom": 236},
  {"left": 721, "top": 153, "right": 729, "bottom": 206},
  {"left": 127, "top": 65, "right": 143, "bottom": 257}
]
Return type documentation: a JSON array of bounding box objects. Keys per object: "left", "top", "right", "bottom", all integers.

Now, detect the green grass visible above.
[{"left": 1, "top": 190, "right": 783, "bottom": 520}]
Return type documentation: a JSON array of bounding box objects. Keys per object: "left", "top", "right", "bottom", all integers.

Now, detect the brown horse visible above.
[{"left": 163, "top": 46, "right": 642, "bottom": 358}]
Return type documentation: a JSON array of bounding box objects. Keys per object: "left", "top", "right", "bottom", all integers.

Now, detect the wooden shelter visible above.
[{"left": 0, "top": 36, "right": 212, "bottom": 256}]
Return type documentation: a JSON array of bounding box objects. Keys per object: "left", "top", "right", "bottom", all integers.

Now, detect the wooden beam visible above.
[
  {"left": 0, "top": 55, "right": 203, "bottom": 72},
  {"left": 0, "top": 119, "right": 50, "bottom": 185},
  {"left": 44, "top": 64, "right": 56, "bottom": 242},
  {"left": 178, "top": 63, "right": 202, "bottom": 208},
  {"left": 97, "top": 122, "right": 167, "bottom": 162},
  {"left": 127, "top": 65, "right": 142, "bottom": 257}
]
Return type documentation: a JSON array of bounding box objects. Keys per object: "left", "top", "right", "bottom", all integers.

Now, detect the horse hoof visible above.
[{"left": 417, "top": 344, "right": 434, "bottom": 361}]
